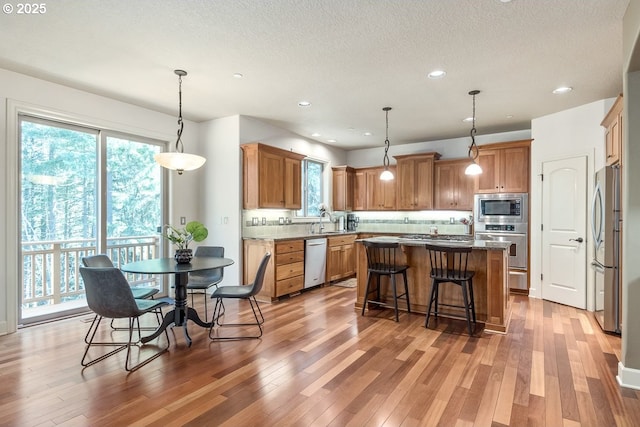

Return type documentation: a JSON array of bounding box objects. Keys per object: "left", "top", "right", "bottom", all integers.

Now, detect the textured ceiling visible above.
[{"left": 0, "top": 0, "right": 629, "bottom": 149}]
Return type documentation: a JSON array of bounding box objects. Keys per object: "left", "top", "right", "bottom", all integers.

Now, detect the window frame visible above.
[{"left": 297, "top": 158, "right": 326, "bottom": 218}]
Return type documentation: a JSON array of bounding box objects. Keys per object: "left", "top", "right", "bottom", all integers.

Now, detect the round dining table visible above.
[{"left": 121, "top": 256, "right": 234, "bottom": 347}]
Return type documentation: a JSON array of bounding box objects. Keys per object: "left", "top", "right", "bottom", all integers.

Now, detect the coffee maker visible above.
[{"left": 346, "top": 214, "right": 358, "bottom": 231}]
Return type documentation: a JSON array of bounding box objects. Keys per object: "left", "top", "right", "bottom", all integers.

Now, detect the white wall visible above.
[
  {"left": 346, "top": 130, "right": 532, "bottom": 167},
  {"left": 0, "top": 68, "right": 203, "bottom": 334},
  {"left": 530, "top": 99, "right": 614, "bottom": 308},
  {"left": 199, "top": 116, "right": 242, "bottom": 286}
]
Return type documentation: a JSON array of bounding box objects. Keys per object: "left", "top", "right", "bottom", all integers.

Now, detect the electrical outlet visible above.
[
  {"left": 279, "top": 217, "right": 285, "bottom": 225},
  {"left": 404, "top": 217, "right": 409, "bottom": 224},
  {"left": 180, "top": 216, "right": 186, "bottom": 225},
  {"left": 252, "top": 217, "right": 259, "bottom": 226},
  {"left": 450, "top": 217, "right": 455, "bottom": 224},
  {"left": 262, "top": 217, "right": 266, "bottom": 225}
]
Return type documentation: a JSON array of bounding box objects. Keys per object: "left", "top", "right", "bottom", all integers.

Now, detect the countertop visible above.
[
  {"left": 242, "top": 231, "right": 359, "bottom": 242},
  {"left": 357, "top": 235, "right": 512, "bottom": 251}
]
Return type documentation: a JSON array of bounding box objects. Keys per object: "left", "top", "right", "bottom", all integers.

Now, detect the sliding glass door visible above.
[{"left": 19, "top": 115, "right": 166, "bottom": 325}]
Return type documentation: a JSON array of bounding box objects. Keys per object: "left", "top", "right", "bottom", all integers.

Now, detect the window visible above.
[{"left": 298, "top": 159, "right": 324, "bottom": 217}]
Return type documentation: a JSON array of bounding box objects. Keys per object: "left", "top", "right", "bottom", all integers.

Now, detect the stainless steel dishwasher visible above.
[{"left": 304, "top": 238, "right": 327, "bottom": 289}]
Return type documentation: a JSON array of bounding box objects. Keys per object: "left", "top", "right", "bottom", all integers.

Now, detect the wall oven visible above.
[{"left": 474, "top": 193, "right": 528, "bottom": 224}]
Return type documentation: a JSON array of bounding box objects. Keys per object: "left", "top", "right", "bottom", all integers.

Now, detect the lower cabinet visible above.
[
  {"left": 326, "top": 234, "right": 356, "bottom": 282},
  {"left": 243, "top": 238, "right": 304, "bottom": 302}
]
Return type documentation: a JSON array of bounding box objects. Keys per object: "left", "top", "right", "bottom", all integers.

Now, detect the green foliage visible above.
[{"left": 162, "top": 221, "right": 208, "bottom": 250}]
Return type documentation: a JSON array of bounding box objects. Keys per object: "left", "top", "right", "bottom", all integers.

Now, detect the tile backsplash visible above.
[{"left": 242, "top": 209, "right": 473, "bottom": 238}]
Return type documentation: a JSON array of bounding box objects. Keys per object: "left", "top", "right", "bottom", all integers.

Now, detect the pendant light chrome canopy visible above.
[
  {"left": 464, "top": 90, "right": 482, "bottom": 176},
  {"left": 154, "top": 69, "right": 206, "bottom": 175},
  {"left": 379, "top": 107, "right": 394, "bottom": 181}
]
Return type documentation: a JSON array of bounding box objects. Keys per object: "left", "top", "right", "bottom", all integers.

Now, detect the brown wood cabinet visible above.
[
  {"left": 602, "top": 94, "right": 622, "bottom": 166},
  {"left": 241, "top": 143, "right": 306, "bottom": 209},
  {"left": 475, "top": 140, "right": 531, "bottom": 194},
  {"left": 394, "top": 152, "right": 441, "bottom": 210},
  {"left": 332, "top": 166, "right": 355, "bottom": 211},
  {"left": 365, "top": 167, "right": 397, "bottom": 210},
  {"left": 243, "top": 238, "right": 305, "bottom": 302},
  {"left": 353, "top": 170, "right": 366, "bottom": 211},
  {"left": 326, "top": 234, "right": 357, "bottom": 282},
  {"left": 434, "top": 159, "right": 475, "bottom": 210}
]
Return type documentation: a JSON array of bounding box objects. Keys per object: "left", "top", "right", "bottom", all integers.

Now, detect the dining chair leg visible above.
[
  {"left": 361, "top": 271, "right": 373, "bottom": 316},
  {"left": 391, "top": 274, "right": 399, "bottom": 322}
]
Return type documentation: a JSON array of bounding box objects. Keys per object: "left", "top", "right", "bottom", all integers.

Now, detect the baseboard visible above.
[
  {"left": 0, "top": 321, "right": 7, "bottom": 336},
  {"left": 617, "top": 362, "right": 640, "bottom": 390}
]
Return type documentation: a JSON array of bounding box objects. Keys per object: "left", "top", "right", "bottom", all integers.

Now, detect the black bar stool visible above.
[
  {"left": 424, "top": 243, "right": 476, "bottom": 335},
  {"left": 361, "top": 241, "right": 410, "bottom": 322}
]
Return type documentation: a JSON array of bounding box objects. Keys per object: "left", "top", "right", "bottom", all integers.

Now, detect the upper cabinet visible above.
[
  {"left": 365, "top": 167, "right": 397, "bottom": 210},
  {"left": 332, "top": 166, "right": 355, "bottom": 211},
  {"left": 394, "top": 152, "right": 441, "bottom": 210},
  {"left": 353, "top": 170, "right": 366, "bottom": 211},
  {"left": 434, "top": 159, "right": 475, "bottom": 210},
  {"left": 241, "top": 143, "right": 306, "bottom": 209},
  {"left": 475, "top": 140, "right": 531, "bottom": 194},
  {"left": 602, "top": 94, "right": 623, "bottom": 166}
]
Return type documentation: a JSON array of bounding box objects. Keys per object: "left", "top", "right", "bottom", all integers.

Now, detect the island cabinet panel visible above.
[
  {"left": 475, "top": 140, "right": 531, "bottom": 194},
  {"left": 326, "top": 234, "right": 357, "bottom": 282},
  {"left": 332, "top": 166, "right": 355, "bottom": 211},
  {"left": 241, "top": 143, "right": 305, "bottom": 209},
  {"left": 434, "top": 159, "right": 475, "bottom": 210},
  {"left": 243, "top": 238, "right": 305, "bottom": 302},
  {"left": 394, "top": 152, "right": 441, "bottom": 210},
  {"left": 355, "top": 241, "right": 510, "bottom": 333}
]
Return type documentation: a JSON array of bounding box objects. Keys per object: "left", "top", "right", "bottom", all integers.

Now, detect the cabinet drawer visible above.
[
  {"left": 328, "top": 235, "right": 356, "bottom": 247},
  {"left": 275, "top": 275, "right": 304, "bottom": 297},
  {"left": 276, "top": 250, "right": 304, "bottom": 265},
  {"left": 276, "top": 261, "right": 304, "bottom": 280},
  {"left": 276, "top": 240, "right": 304, "bottom": 254}
]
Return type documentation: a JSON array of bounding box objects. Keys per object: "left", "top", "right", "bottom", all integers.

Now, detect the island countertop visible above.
[
  {"left": 357, "top": 235, "right": 512, "bottom": 251},
  {"left": 355, "top": 236, "right": 511, "bottom": 333}
]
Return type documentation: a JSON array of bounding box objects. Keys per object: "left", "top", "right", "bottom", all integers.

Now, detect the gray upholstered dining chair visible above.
[
  {"left": 79, "top": 266, "right": 171, "bottom": 371},
  {"left": 187, "top": 246, "right": 225, "bottom": 319},
  {"left": 82, "top": 254, "right": 161, "bottom": 333},
  {"left": 209, "top": 252, "right": 270, "bottom": 341}
]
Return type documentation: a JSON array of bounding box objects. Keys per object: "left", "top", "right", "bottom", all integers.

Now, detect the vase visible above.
[{"left": 174, "top": 248, "right": 193, "bottom": 264}]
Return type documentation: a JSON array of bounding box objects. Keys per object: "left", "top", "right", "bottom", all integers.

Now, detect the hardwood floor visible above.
[{"left": 0, "top": 285, "right": 638, "bottom": 426}]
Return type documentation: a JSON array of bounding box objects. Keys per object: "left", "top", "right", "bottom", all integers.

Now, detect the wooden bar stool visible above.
[
  {"left": 424, "top": 243, "right": 476, "bottom": 335},
  {"left": 361, "top": 241, "right": 410, "bottom": 322}
]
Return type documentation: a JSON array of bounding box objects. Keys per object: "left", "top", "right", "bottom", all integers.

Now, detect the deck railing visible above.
[{"left": 21, "top": 236, "right": 161, "bottom": 308}]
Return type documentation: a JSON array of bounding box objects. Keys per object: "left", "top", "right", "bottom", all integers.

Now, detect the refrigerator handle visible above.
[
  {"left": 591, "top": 182, "right": 603, "bottom": 249},
  {"left": 591, "top": 261, "right": 605, "bottom": 273}
]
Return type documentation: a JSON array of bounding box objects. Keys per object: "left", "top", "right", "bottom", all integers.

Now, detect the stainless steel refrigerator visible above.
[{"left": 591, "top": 165, "right": 621, "bottom": 333}]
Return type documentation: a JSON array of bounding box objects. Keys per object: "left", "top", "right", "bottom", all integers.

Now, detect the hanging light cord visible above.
[
  {"left": 468, "top": 90, "right": 479, "bottom": 161},
  {"left": 383, "top": 107, "right": 391, "bottom": 169},
  {"left": 175, "top": 72, "right": 185, "bottom": 154}
]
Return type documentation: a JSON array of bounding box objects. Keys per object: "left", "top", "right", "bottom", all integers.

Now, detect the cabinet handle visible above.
[{"left": 495, "top": 186, "right": 499, "bottom": 189}]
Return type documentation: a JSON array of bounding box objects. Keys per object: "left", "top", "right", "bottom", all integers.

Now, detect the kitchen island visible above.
[{"left": 356, "top": 235, "right": 512, "bottom": 333}]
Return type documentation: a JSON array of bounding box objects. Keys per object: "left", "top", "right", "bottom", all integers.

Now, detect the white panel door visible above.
[{"left": 541, "top": 156, "right": 588, "bottom": 308}]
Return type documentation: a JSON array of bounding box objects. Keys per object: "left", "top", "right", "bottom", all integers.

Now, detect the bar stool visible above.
[
  {"left": 424, "top": 243, "right": 476, "bottom": 335},
  {"left": 361, "top": 241, "right": 410, "bottom": 322}
]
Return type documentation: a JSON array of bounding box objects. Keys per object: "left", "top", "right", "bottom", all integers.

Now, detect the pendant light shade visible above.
[
  {"left": 154, "top": 69, "right": 206, "bottom": 175},
  {"left": 464, "top": 90, "right": 483, "bottom": 176},
  {"left": 380, "top": 107, "right": 394, "bottom": 181}
]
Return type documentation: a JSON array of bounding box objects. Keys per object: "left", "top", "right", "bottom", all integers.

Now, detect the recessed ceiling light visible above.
[
  {"left": 462, "top": 117, "right": 474, "bottom": 123},
  {"left": 327, "top": 139, "right": 337, "bottom": 143},
  {"left": 311, "top": 132, "right": 321, "bottom": 137},
  {"left": 363, "top": 132, "right": 372, "bottom": 136},
  {"left": 298, "top": 101, "right": 311, "bottom": 107},
  {"left": 553, "top": 86, "right": 573, "bottom": 94},
  {"left": 506, "top": 114, "right": 514, "bottom": 119},
  {"left": 499, "top": 0, "right": 513, "bottom": 3},
  {"left": 233, "top": 73, "right": 244, "bottom": 78},
  {"left": 427, "top": 70, "right": 446, "bottom": 79}
]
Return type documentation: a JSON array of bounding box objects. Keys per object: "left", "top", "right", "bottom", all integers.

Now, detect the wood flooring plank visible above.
[{"left": 0, "top": 286, "right": 635, "bottom": 427}]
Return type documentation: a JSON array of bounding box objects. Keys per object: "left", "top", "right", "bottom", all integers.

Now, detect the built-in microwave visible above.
[{"left": 474, "top": 193, "right": 528, "bottom": 224}]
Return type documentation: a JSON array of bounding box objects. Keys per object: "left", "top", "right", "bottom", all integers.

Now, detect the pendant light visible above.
[
  {"left": 154, "top": 69, "right": 206, "bottom": 175},
  {"left": 464, "top": 90, "right": 483, "bottom": 176},
  {"left": 379, "top": 107, "right": 394, "bottom": 181}
]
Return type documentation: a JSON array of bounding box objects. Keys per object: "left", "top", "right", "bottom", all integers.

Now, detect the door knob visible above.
[{"left": 570, "top": 237, "right": 584, "bottom": 243}]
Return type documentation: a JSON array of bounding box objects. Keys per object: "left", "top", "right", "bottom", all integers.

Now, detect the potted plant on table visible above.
[{"left": 162, "top": 220, "right": 208, "bottom": 264}]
